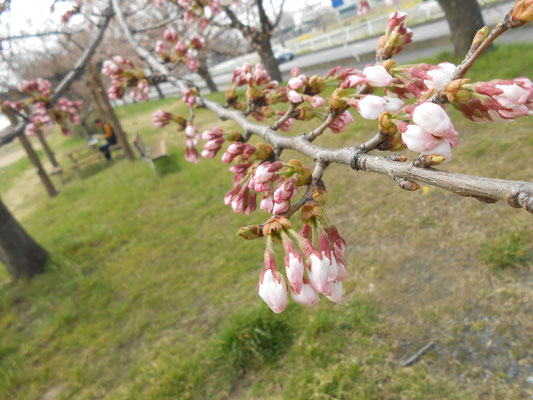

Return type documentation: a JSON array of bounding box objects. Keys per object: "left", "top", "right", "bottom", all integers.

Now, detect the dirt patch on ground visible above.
[{"left": 0, "top": 140, "right": 27, "bottom": 168}]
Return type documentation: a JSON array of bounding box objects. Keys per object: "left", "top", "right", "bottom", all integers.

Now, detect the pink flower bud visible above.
[
  {"left": 363, "top": 65, "right": 393, "bottom": 87},
  {"left": 290, "top": 282, "right": 320, "bottom": 307},
  {"left": 308, "top": 253, "right": 330, "bottom": 294},
  {"left": 357, "top": 95, "right": 388, "bottom": 120},
  {"left": 341, "top": 74, "right": 366, "bottom": 89},
  {"left": 189, "top": 36, "right": 204, "bottom": 50},
  {"left": 272, "top": 200, "right": 290, "bottom": 215},
  {"left": 401, "top": 124, "right": 436, "bottom": 152},
  {"left": 175, "top": 41, "right": 187, "bottom": 54},
  {"left": 310, "top": 96, "right": 326, "bottom": 108},
  {"left": 424, "top": 62, "right": 456, "bottom": 91},
  {"left": 326, "top": 281, "right": 343, "bottom": 304},
  {"left": 288, "top": 90, "right": 303, "bottom": 104},
  {"left": 493, "top": 83, "right": 529, "bottom": 109},
  {"left": 288, "top": 77, "right": 304, "bottom": 90},
  {"left": 412, "top": 102, "right": 455, "bottom": 138},
  {"left": 283, "top": 238, "right": 304, "bottom": 294},
  {"left": 187, "top": 56, "right": 199, "bottom": 72},
  {"left": 260, "top": 195, "right": 274, "bottom": 213},
  {"left": 163, "top": 28, "right": 178, "bottom": 43},
  {"left": 258, "top": 268, "right": 288, "bottom": 314},
  {"left": 421, "top": 138, "right": 453, "bottom": 162}
]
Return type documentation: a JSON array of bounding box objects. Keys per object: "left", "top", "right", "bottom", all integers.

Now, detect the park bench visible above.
[
  {"left": 50, "top": 165, "right": 64, "bottom": 184},
  {"left": 133, "top": 133, "right": 168, "bottom": 171}
]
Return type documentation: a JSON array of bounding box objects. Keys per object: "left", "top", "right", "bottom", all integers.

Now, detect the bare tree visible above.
[{"left": 221, "top": 0, "right": 286, "bottom": 81}]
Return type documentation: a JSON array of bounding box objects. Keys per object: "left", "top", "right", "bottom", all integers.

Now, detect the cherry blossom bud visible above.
[
  {"left": 421, "top": 138, "right": 453, "bottom": 162},
  {"left": 308, "top": 253, "right": 330, "bottom": 294},
  {"left": 288, "top": 77, "right": 304, "bottom": 90},
  {"left": 199, "top": 18, "right": 209, "bottom": 29},
  {"left": 274, "top": 179, "right": 297, "bottom": 202},
  {"left": 326, "top": 281, "right": 343, "bottom": 304},
  {"left": 190, "top": 36, "right": 204, "bottom": 50},
  {"left": 155, "top": 40, "right": 169, "bottom": 55},
  {"left": 283, "top": 237, "right": 304, "bottom": 294},
  {"left": 412, "top": 102, "right": 455, "bottom": 138},
  {"left": 185, "top": 146, "right": 200, "bottom": 164},
  {"left": 261, "top": 195, "right": 274, "bottom": 213},
  {"left": 357, "top": 95, "right": 388, "bottom": 120},
  {"left": 272, "top": 200, "right": 290, "bottom": 215},
  {"left": 163, "top": 28, "right": 178, "bottom": 43},
  {"left": 493, "top": 83, "right": 529, "bottom": 109},
  {"left": 357, "top": 0, "right": 370, "bottom": 16},
  {"left": 288, "top": 90, "right": 303, "bottom": 104},
  {"left": 363, "top": 65, "right": 393, "bottom": 87},
  {"left": 175, "top": 41, "right": 187, "bottom": 54},
  {"left": 310, "top": 96, "right": 326, "bottom": 108},
  {"left": 401, "top": 124, "right": 436, "bottom": 152},
  {"left": 187, "top": 56, "right": 199, "bottom": 72},
  {"left": 424, "top": 62, "right": 456, "bottom": 91},
  {"left": 341, "top": 74, "right": 366, "bottom": 89},
  {"left": 329, "top": 110, "right": 354, "bottom": 133},
  {"left": 258, "top": 268, "right": 288, "bottom": 314},
  {"left": 290, "top": 282, "right": 320, "bottom": 307}
]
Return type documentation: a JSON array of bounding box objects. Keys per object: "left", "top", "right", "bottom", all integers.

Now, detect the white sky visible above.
[{"left": 0, "top": 0, "right": 74, "bottom": 36}]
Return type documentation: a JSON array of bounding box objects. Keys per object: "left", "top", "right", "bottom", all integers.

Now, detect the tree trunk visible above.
[
  {"left": 4, "top": 110, "right": 57, "bottom": 197},
  {"left": 154, "top": 82, "right": 165, "bottom": 99},
  {"left": 87, "top": 63, "right": 135, "bottom": 160},
  {"left": 255, "top": 35, "right": 282, "bottom": 82},
  {"left": 80, "top": 119, "right": 92, "bottom": 139},
  {"left": 36, "top": 128, "right": 60, "bottom": 168},
  {"left": 197, "top": 58, "right": 218, "bottom": 93},
  {"left": 0, "top": 198, "right": 48, "bottom": 279},
  {"left": 438, "top": 0, "right": 485, "bottom": 56}
]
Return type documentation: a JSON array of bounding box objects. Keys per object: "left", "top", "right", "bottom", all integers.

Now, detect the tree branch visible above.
[
  {"left": 271, "top": 0, "right": 286, "bottom": 30},
  {"left": 111, "top": 0, "right": 533, "bottom": 216}
]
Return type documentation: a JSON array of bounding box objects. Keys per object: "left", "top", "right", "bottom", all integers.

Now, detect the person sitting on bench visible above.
[{"left": 95, "top": 119, "right": 117, "bottom": 160}]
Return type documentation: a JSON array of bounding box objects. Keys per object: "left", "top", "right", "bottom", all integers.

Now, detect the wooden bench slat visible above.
[{"left": 151, "top": 140, "right": 168, "bottom": 161}]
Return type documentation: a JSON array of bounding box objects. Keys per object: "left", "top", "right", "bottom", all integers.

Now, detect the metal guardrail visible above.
[{"left": 287, "top": 1, "right": 444, "bottom": 54}]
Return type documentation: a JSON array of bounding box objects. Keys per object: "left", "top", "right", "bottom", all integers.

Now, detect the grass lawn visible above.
[{"left": 0, "top": 43, "right": 532, "bottom": 399}]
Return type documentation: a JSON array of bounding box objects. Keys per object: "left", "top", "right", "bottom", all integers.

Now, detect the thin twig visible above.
[
  {"left": 358, "top": 131, "right": 386, "bottom": 153},
  {"left": 282, "top": 161, "right": 328, "bottom": 219},
  {"left": 271, "top": 103, "right": 296, "bottom": 130},
  {"left": 401, "top": 341, "right": 435, "bottom": 367},
  {"left": 306, "top": 112, "right": 336, "bottom": 142}
]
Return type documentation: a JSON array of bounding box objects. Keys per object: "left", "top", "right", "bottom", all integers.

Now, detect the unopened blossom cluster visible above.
[
  {"left": 18, "top": 78, "right": 82, "bottom": 136},
  {"left": 102, "top": 56, "right": 150, "bottom": 101},
  {"left": 155, "top": 28, "right": 205, "bottom": 72},
  {"left": 246, "top": 201, "right": 347, "bottom": 312},
  {"left": 225, "top": 62, "right": 287, "bottom": 122},
  {"left": 221, "top": 143, "right": 312, "bottom": 216},
  {"left": 446, "top": 78, "right": 533, "bottom": 121}
]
